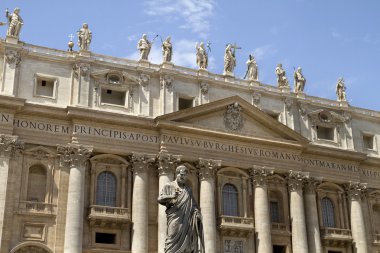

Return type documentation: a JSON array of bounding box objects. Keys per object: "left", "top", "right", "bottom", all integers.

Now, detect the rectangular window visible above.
[
  {"left": 101, "top": 89, "right": 125, "bottom": 106},
  {"left": 270, "top": 201, "right": 280, "bottom": 223},
  {"left": 317, "top": 126, "right": 335, "bottom": 141},
  {"left": 178, "top": 97, "right": 193, "bottom": 110},
  {"left": 95, "top": 232, "right": 116, "bottom": 244},
  {"left": 363, "top": 135, "right": 374, "bottom": 150},
  {"left": 35, "top": 77, "right": 56, "bottom": 98}
]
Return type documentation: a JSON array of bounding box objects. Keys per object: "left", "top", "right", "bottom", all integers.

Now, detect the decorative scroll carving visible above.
[
  {"left": 200, "top": 82, "right": 209, "bottom": 95},
  {"left": 131, "top": 153, "right": 156, "bottom": 174},
  {"left": 304, "top": 177, "right": 322, "bottom": 194},
  {"left": 73, "top": 63, "right": 90, "bottom": 79},
  {"left": 249, "top": 166, "right": 274, "bottom": 187},
  {"left": 0, "top": 134, "right": 24, "bottom": 158},
  {"left": 198, "top": 158, "right": 221, "bottom": 180},
  {"left": 139, "top": 73, "right": 150, "bottom": 88},
  {"left": 252, "top": 92, "right": 261, "bottom": 106},
  {"left": 298, "top": 103, "right": 308, "bottom": 117},
  {"left": 284, "top": 97, "right": 293, "bottom": 110},
  {"left": 287, "top": 170, "right": 309, "bottom": 192},
  {"left": 224, "top": 102, "right": 244, "bottom": 131},
  {"left": 157, "top": 152, "right": 182, "bottom": 176},
  {"left": 346, "top": 182, "right": 367, "bottom": 200},
  {"left": 160, "top": 75, "right": 173, "bottom": 91},
  {"left": 5, "top": 50, "right": 21, "bottom": 67},
  {"left": 57, "top": 144, "right": 93, "bottom": 168},
  {"left": 308, "top": 109, "right": 346, "bottom": 128}
]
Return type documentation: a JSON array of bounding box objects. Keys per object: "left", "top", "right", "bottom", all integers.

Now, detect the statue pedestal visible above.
[
  {"left": 5, "top": 36, "right": 19, "bottom": 44},
  {"left": 279, "top": 86, "right": 291, "bottom": 93},
  {"left": 138, "top": 59, "right": 150, "bottom": 68},
  {"left": 338, "top": 101, "right": 349, "bottom": 107},
  {"left": 79, "top": 50, "right": 91, "bottom": 57},
  {"left": 161, "top": 62, "right": 174, "bottom": 69},
  {"left": 249, "top": 80, "right": 260, "bottom": 87},
  {"left": 223, "top": 71, "right": 234, "bottom": 78},
  {"left": 296, "top": 92, "right": 306, "bottom": 99},
  {"left": 198, "top": 68, "right": 209, "bottom": 77}
]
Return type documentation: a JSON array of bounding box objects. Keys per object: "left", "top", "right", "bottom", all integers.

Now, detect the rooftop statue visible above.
[
  {"left": 245, "top": 54, "right": 258, "bottom": 81},
  {"left": 294, "top": 67, "right": 306, "bottom": 93},
  {"left": 336, "top": 77, "right": 347, "bottom": 102},
  {"left": 137, "top": 34, "right": 152, "bottom": 61},
  {"left": 5, "top": 8, "right": 23, "bottom": 37},
  {"left": 77, "top": 23, "right": 92, "bottom": 51},
  {"left": 196, "top": 42, "right": 208, "bottom": 69},
  {"left": 275, "top": 63, "right": 289, "bottom": 88},
  {"left": 223, "top": 43, "right": 239, "bottom": 76},
  {"left": 158, "top": 165, "right": 205, "bottom": 253},
  {"left": 162, "top": 36, "right": 172, "bottom": 62}
]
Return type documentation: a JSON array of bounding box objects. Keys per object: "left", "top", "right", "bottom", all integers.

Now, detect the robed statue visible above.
[
  {"left": 294, "top": 67, "right": 306, "bottom": 93},
  {"left": 162, "top": 36, "right": 172, "bottom": 62},
  {"left": 223, "top": 44, "right": 237, "bottom": 76},
  {"left": 77, "top": 23, "right": 92, "bottom": 51},
  {"left": 196, "top": 42, "right": 208, "bottom": 69},
  {"left": 137, "top": 34, "right": 152, "bottom": 61},
  {"left": 5, "top": 8, "right": 23, "bottom": 37},
  {"left": 245, "top": 54, "right": 258, "bottom": 81},
  {"left": 275, "top": 63, "right": 289, "bottom": 88},
  {"left": 336, "top": 77, "right": 347, "bottom": 102},
  {"left": 158, "top": 165, "right": 205, "bottom": 253}
]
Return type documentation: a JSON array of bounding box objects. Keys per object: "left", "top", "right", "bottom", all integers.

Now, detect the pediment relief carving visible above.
[
  {"left": 308, "top": 109, "right": 346, "bottom": 128},
  {"left": 91, "top": 69, "right": 139, "bottom": 88},
  {"left": 24, "top": 146, "right": 56, "bottom": 160}
]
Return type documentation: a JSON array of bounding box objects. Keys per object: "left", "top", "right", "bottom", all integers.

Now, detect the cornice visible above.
[{"left": 0, "top": 95, "right": 25, "bottom": 111}]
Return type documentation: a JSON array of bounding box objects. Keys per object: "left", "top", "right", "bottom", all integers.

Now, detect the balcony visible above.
[
  {"left": 271, "top": 222, "right": 291, "bottom": 235},
  {"left": 218, "top": 215, "right": 254, "bottom": 237},
  {"left": 320, "top": 227, "right": 352, "bottom": 247},
  {"left": 88, "top": 205, "right": 131, "bottom": 228},
  {"left": 17, "top": 201, "right": 56, "bottom": 216}
]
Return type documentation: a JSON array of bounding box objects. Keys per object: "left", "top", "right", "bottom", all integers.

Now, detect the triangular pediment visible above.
[
  {"left": 91, "top": 69, "right": 139, "bottom": 85},
  {"left": 155, "top": 96, "right": 309, "bottom": 145}
]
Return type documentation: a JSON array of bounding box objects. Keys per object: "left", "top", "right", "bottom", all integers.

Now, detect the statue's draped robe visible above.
[
  {"left": 224, "top": 49, "right": 236, "bottom": 73},
  {"left": 159, "top": 183, "right": 205, "bottom": 253}
]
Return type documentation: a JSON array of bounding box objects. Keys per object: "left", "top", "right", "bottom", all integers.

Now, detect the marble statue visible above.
[
  {"left": 223, "top": 44, "right": 237, "bottom": 76},
  {"left": 158, "top": 165, "right": 205, "bottom": 253},
  {"left": 275, "top": 63, "right": 289, "bottom": 88},
  {"left": 245, "top": 54, "right": 258, "bottom": 81},
  {"left": 196, "top": 42, "right": 208, "bottom": 69},
  {"left": 336, "top": 77, "right": 347, "bottom": 101},
  {"left": 5, "top": 8, "right": 23, "bottom": 37},
  {"left": 77, "top": 23, "right": 92, "bottom": 51},
  {"left": 294, "top": 67, "right": 306, "bottom": 93},
  {"left": 137, "top": 34, "right": 152, "bottom": 61},
  {"left": 162, "top": 36, "right": 172, "bottom": 62}
]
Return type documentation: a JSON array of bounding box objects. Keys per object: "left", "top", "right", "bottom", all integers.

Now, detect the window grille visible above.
[
  {"left": 96, "top": 172, "right": 117, "bottom": 207},
  {"left": 321, "top": 197, "right": 336, "bottom": 227},
  {"left": 270, "top": 201, "right": 280, "bottom": 223},
  {"left": 222, "top": 183, "right": 238, "bottom": 216}
]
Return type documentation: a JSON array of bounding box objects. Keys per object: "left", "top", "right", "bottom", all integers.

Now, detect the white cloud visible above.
[
  {"left": 251, "top": 44, "right": 278, "bottom": 61},
  {"left": 143, "top": 0, "right": 216, "bottom": 36}
]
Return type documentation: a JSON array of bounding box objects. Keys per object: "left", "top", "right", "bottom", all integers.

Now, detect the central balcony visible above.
[
  {"left": 271, "top": 222, "right": 291, "bottom": 235},
  {"left": 218, "top": 215, "right": 254, "bottom": 237},
  {"left": 320, "top": 227, "right": 352, "bottom": 247},
  {"left": 88, "top": 205, "right": 131, "bottom": 228}
]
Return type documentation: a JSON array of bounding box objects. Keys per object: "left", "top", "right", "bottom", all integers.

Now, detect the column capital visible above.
[
  {"left": 304, "top": 176, "right": 323, "bottom": 194},
  {"left": 131, "top": 153, "right": 156, "bottom": 174},
  {"left": 346, "top": 181, "right": 367, "bottom": 200},
  {"left": 249, "top": 165, "right": 274, "bottom": 187},
  {"left": 0, "top": 134, "right": 24, "bottom": 158},
  {"left": 198, "top": 158, "right": 221, "bottom": 181},
  {"left": 157, "top": 152, "right": 182, "bottom": 176},
  {"left": 57, "top": 144, "right": 93, "bottom": 168},
  {"left": 287, "top": 170, "right": 309, "bottom": 192}
]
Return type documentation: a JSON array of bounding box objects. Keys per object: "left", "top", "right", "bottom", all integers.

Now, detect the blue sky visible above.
[{"left": 1, "top": 0, "right": 379, "bottom": 111}]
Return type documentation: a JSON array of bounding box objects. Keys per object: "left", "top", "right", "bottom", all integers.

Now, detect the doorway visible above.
[{"left": 273, "top": 245, "right": 286, "bottom": 253}]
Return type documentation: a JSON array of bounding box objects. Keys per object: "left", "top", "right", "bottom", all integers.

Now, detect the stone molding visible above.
[
  {"left": 131, "top": 153, "right": 156, "bottom": 174},
  {"left": 198, "top": 158, "right": 221, "bottom": 180},
  {"left": 200, "top": 82, "right": 209, "bottom": 95},
  {"left": 346, "top": 182, "right": 367, "bottom": 200},
  {"left": 139, "top": 73, "right": 150, "bottom": 89},
  {"left": 304, "top": 177, "right": 322, "bottom": 194},
  {"left": 73, "top": 63, "right": 90, "bottom": 79},
  {"left": 57, "top": 144, "right": 93, "bottom": 168},
  {"left": 252, "top": 92, "right": 261, "bottom": 107},
  {"left": 157, "top": 152, "right": 182, "bottom": 176},
  {"left": 5, "top": 49, "right": 21, "bottom": 68},
  {"left": 160, "top": 74, "right": 173, "bottom": 92},
  {"left": 0, "top": 134, "right": 24, "bottom": 158},
  {"left": 287, "top": 170, "right": 309, "bottom": 192},
  {"left": 249, "top": 165, "right": 274, "bottom": 187}
]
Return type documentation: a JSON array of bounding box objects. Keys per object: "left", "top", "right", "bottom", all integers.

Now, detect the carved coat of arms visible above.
[{"left": 223, "top": 103, "right": 244, "bottom": 131}]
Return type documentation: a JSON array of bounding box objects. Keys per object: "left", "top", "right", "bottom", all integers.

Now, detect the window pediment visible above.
[{"left": 308, "top": 109, "right": 346, "bottom": 128}]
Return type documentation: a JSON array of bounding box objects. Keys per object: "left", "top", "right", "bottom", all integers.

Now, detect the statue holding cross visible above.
[{"left": 223, "top": 43, "right": 241, "bottom": 77}]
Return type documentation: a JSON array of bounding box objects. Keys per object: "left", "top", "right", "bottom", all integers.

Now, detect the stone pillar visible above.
[
  {"left": 121, "top": 165, "right": 127, "bottom": 208},
  {"left": 157, "top": 152, "right": 181, "bottom": 253},
  {"left": 131, "top": 153, "right": 156, "bottom": 253},
  {"left": 288, "top": 171, "right": 309, "bottom": 253},
  {"left": 58, "top": 144, "right": 93, "bottom": 253},
  {"left": 160, "top": 74, "right": 174, "bottom": 114},
  {"left": 89, "top": 161, "right": 96, "bottom": 205},
  {"left": 304, "top": 178, "right": 323, "bottom": 253},
  {"left": 138, "top": 73, "right": 151, "bottom": 116},
  {"left": 346, "top": 182, "right": 369, "bottom": 253},
  {"left": 198, "top": 158, "right": 221, "bottom": 253},
  {"left": 0, "top": 135, "right": 23, "bottom": 249},
  {"left": 73, "top": 63, "right": 91, "bottom": 107},
  {"left": 250, "top": 166, "right": 273, "bottom": 253},
  {"left": 1, "top": 49, "right": 21, "bottom": 96}
]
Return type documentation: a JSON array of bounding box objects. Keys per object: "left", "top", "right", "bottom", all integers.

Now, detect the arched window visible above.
[
  {"left": 222, "top": 184, "right": 238, "bottom": 216},
  {"left": 321, "top": 197, "right": 335, "bottom": 227},
  {"left": 27, "top": 165, "right": 47, "bottom": 202},
  {"left": 96, "top": 172, "right": 117, "bottom": 207}
]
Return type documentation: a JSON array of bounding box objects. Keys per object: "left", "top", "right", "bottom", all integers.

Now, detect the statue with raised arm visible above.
[
  {"left": 162, "top": 36, "right": 172, "bottom": 62},
  {"left": 245, "top": 54, "right": 258, "bottom": 81},
  {"left": 6, "top": 8, "right": 23, "bottom": 37},
  {"left": 196, "top": 42, "right": 208, "bottom": 69},
  {"left": 275, "top": 63, "right": 289, "bottom": 88},
  {"left": 336, "top": 77, "right": 347, "bottom": 101},
  {"left": 158, "top": 165, "right": 205, "bottom": 253},
  {"left": 77, "top": 23, "right": 92, "bottom": 51},
  {"left": 137, "top": 34, "right": 152, "bottom": 61},
  {"left": 223, "top": 44, "right": 237, "bottom": 76},
  {"left": 294, "top": 67, "right": 306, "bottom": 93}
]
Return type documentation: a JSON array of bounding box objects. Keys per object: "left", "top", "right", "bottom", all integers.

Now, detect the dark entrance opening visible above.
[
  {"left": 95, "top": 232, "right": 116, "bottom": 244},
  {"left": 273, "top": 245, "right": 286, "bottom": 253}
]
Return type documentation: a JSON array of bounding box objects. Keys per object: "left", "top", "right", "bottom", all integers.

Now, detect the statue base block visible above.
[
  {"left": 223, "top": 71, "right": 234, "bottom": 78},
  {"left": 79, "top": 50, "right": 91, "bottom": 57},
  {"left": 249, "top": 80, "right": 260, "bottom": 87},
  {"left": 138, "top": 60, "right": 150, "bottom": 68},
  {"left": 198, "top": 69, "right": 209, "bottom": 77},
  {"left": 161, "top": 62, "right": 174, "bottom": 69},
  {"left": 279, "top": 86, "right": 291, "bottom": 93},
  {"left": 296, "top": 92, "right": 306, "bottom": 99},
  {"left": 5, "top": 36, "right": 19, "bottom": 44},
  {"left": 338, "top": 101, "right": 349, "bottom": 107}
]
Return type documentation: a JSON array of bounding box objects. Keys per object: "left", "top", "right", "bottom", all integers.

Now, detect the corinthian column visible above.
[
  {"left": 157, "top": 152, "right": 181, "bottom": 253},
  {"left": 198, "top": 158, "right": 221, "bottom": 253},
  {"left": 288, "top": 171, "right": 309, "bottom": 253},
  {"left": 131, "top": 153, "right": 156, "bottom": 253},
  {"left": 0, "top": 135, "right": 23, "bottom": 249},
  {"left": 346, "top": 182, "right": 369, "bottom": 253},
  {"left": 58, "top": 144, "right": 93, "bottom": 253},
  {"left": 250, "top": 166, "right": 273, "bottom": 253},
  {"left": 304, "top": 178, "right": 322, "bottom": 253}
]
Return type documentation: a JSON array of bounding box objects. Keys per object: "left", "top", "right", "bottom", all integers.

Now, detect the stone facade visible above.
[{"left": 1, "top": 34, "right": 380, "bottom": 253}]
